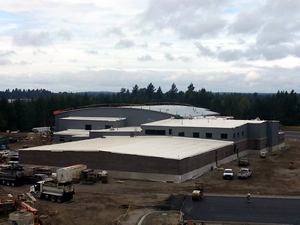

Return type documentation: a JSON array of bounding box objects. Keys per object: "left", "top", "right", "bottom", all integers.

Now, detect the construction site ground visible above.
[{"left": 1, "top": 132, "right": 300, "bottom": 225}]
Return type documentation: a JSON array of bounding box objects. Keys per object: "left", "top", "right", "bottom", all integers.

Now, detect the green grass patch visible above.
[{"left": 281, "top": 126, "right": 300, "bottom": 132}]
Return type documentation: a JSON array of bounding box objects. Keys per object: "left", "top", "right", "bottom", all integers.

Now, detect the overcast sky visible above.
[{"left": 1, "top": 0, "right": 300, "bottom": 93}]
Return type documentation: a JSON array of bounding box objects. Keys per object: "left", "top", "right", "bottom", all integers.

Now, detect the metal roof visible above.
[
  {"left": 122, "top": 105, "right": 219, "bottom": 117},
  {"left": 22, "top": 136, "right": 232, "bottom": 160},
  {"left": 142, "top": 117, "right": 265, "bottom": 129}
]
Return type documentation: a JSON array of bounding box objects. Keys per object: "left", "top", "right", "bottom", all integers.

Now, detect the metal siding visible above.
[{"left": 55, "top": 108, "right": 171, "bottom": 132}]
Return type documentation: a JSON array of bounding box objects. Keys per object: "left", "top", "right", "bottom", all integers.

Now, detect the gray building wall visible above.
[
  {"left": 58, "top": 118, "right": 126, "bottom": 131},
  {"left": 267, "top": 121, "right": 279, "bottom": 147},
  {"left": 55, "top": 107, "right": 171, "bottom": 131},
  {"left": 247, "top": 122, "right": 267, "bottom": 139}
]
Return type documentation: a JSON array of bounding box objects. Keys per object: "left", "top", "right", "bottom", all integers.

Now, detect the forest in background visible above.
[{"left": 0, "top": 83, "right": 299, "bottom": 131}]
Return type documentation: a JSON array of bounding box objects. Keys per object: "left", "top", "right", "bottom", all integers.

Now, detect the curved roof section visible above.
[{"left": 122, "top": 105, "right": 219, "bottom": 117}]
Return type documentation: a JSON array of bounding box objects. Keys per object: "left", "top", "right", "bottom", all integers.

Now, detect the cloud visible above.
[
  {"left": 137, "top": 55, "right": 152, "bottom": 61},
  {"left": 160, "top": 42, "right": 172, "bottom": 47},
  {"left": 105, "top": 27, "right": 124, "bottom": 37},
  {"left": 139, "top": 42, "right": 148, "bottom": 48},
  {"left": 115, "top": 39, "right": 135, "bottom": 49},
  {"left": 33, "top": 49, "right": 47, "bottom": 55},
  {"left": 0, "top": 59, "right": 12, "bottom": 65},
  {"left": 12, "top": 31, "right": 52, "bottom": 47},
  {"left": 178, "top": 56, "right": 191, "bottom": 62},
  {"left": 165, "top": 53, "right": 175, "bottom": 61},
  {"left": 0, "top": 50, "right": 16, "bottom": 57},
  {"left": 138, "top": 0, "right": 227, "bottom": 39},
  {"left": 56, "top": 29, "right": 72, "bottom": 41},
  {"left": 244, "top": 71, "right": 261, "bottom": 82},
  {"left": 195, "top": 43, "right": 215, "bottom": 57},
  {"left": 85, "top": 50, "right": 98, "bottom": 55}
]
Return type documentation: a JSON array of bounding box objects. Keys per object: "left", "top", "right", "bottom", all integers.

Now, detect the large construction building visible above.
[{"left": 19, "top": 104, "right": 285, "bottom": 183}]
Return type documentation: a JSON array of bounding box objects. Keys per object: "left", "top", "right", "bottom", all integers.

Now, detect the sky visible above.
[{"left": 1, "top": 0, "right": 300, "bottom": 93}]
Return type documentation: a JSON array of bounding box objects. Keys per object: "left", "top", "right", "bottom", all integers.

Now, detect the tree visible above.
[{"left": 146, "top": 83, "right": 156, "bottom": 100}]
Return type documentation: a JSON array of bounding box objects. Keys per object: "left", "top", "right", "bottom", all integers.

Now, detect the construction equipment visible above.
[
  {"left": 30, "top": 178, "right": 75, "bottom": 203},
  {"left": 192, "top": 182, "right": 203, "bottom": 200},
  {"left": 10, "top": 194, "right": 40, "bottom": 225}
]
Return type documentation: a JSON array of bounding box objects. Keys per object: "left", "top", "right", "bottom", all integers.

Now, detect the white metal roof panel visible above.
[
  {"left": 142, "top": 117, "right": 265, "bottom": 128},
  {"left": 122, "top": 105, "right": 219, "bottom": 117},
  {"left": 22, "top": 136, "right": 232, "bottom": 160}
]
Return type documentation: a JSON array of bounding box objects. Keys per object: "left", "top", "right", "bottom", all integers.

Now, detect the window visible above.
[
  {"left": 105, "top": 125, "right": 112, "bottom": 129},
  {"left": 206, "top": 133, "right": 212, "bottom": 138},
  {"left": 237, "top": 132, "right": 240, "bottom": 137},
  {"left": 85, "top": 124, "right": 92, "bottom": 130},
  {"left": 193, "top": 132, "right": 200, "bottom": 138},
  {"left": 242, "top": 131, "right": 244, "bottom": 136},
  {"left": 169, "top": 129, "right": 172, "bottom": 135},
  {"left": 59, "top": 137, "right": 65, "bottom": 142},
  {"left": 233, "top": 133, "right": 236, "bottom": 138},
  {"left": 221, "top": 133, "right": 228, "bottom": 139},
  {"left": 178, "top": 132, "right": 185, "bottom": 137},
  {"left": 145, "top": 129, "right": 166, "bottom": 135}
]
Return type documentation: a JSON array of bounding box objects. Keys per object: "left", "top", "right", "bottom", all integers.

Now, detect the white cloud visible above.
[
  {"left": 115, "top": 39, "right": 135, "bottom": 49},
  {"left": 244, "top": 71, "right": 261, "bottom": 82}
]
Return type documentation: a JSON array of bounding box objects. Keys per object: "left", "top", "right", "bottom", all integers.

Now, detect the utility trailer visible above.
[{"left": 30, "top": 178, "right": 75, "bottom": 203}]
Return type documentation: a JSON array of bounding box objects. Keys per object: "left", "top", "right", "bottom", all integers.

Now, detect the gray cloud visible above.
[
  {"left": 138, "top": 0, "right": 228, "bottom": 39},
  {"left": 178, "top": 56, "right": 191, "bottom": 62},
  {"left": 56, "top": 29, "right": 72, "bottom": 41},
  {"left": 105, "top": 27, "right": 124, "bottom": 37},
  {"left": 0, "top": 50, "right": 16, "bottom": 57},
  {"left": 195, "top": 43, "right": 214, "bottom": 57},
  {"left": 165, "top": 53, "right": 175, "bottom": 61},
  {"left": 85, "top": 50, "right": 98, "bottom": 55},
  {"left": 139, "top": 42, "right": 148, "bottom": 48},
  {"left": 0, "top": 59, "right": 12, "bottom": 65},
  {"left": 137, "top": 55, "right": 152, "bottom": 61},
  {"left": 12, "top": 31, "right": 52, "bottom": 47},
  {"left": 115, "top": 39, "right": 135, "bottom": 49},
  {"left": 160, "top": 42, "right": 172, "bottom": 47},
  {"left": 33, "top": 49, "right": 47, "bottom": 55}
]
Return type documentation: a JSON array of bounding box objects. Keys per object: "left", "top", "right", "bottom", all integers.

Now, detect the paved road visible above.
[
  {"left": 182, "top": 196, "right": 300, "bottom": 224},
  {"left": 285, "top": 131, "right": 300, "bottom": 141}
]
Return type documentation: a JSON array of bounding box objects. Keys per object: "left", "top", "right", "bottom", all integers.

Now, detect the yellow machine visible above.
[{"left": 192, "top": 182, "right": 203, "bottom": 200}]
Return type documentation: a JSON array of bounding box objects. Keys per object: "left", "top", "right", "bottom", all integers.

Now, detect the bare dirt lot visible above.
[{"left": 1, "top": 133, "right": 300, "bottom": 225}]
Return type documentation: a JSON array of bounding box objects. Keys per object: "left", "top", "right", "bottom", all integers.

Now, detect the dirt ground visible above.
[{"left": 1, "top": 133, "right": 300, "bottom": 225}]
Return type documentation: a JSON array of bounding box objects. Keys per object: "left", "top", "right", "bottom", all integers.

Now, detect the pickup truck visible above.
[
  {"left": 25, "top": 174, "right": 49, "bottom": 184},
  {"left": 238, "top": 158, "right": 250, "bottom": 167},
  {"left": 223, "top": 169, "right": 234, "bottom": 180},
  {"left": 237, "top": 168, "right": 252, "bottom": 179}
]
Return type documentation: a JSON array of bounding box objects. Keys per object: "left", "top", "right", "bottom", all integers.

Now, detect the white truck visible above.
[
  {"left": 30, "top": 178, "right": 75, "bottom": 203},
  {"left": 223, "top": 169, "right": 234, "bottom": 180},
  {"left": 237, "top": 168, "right": 252, "bottom": 179}
]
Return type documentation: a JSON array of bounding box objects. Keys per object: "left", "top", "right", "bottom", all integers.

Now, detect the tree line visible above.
[{"left": 0, "top": 84, "right": 299, "bottom": 131}]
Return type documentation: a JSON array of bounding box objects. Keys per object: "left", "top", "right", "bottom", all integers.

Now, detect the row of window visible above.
[{"left": 145, "top": 129, "right": 245, "bottom": 139}]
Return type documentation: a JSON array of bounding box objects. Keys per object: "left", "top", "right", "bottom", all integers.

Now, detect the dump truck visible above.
[
  {"left": 192, "top": 182, "right": 203, "bottom": 200},
  {"left": 30, "top": 178, "right": 75, "bottom": 203},
  {"left": 0, "top": 165, "right": 26, "bottom": 186}
]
